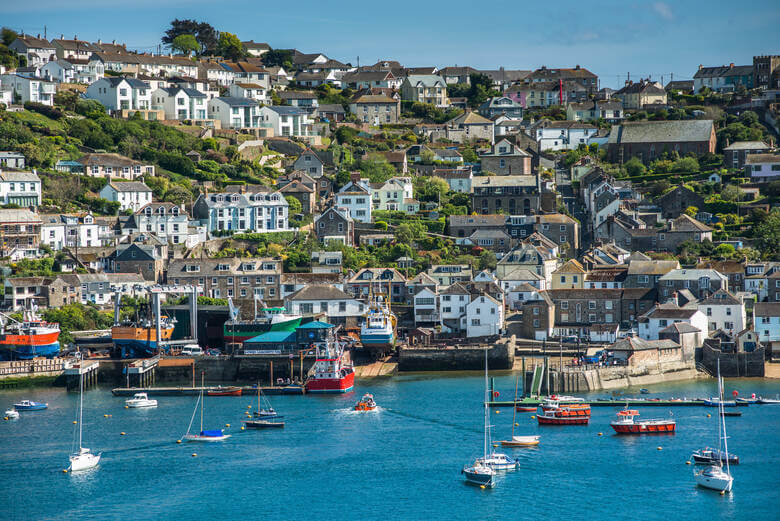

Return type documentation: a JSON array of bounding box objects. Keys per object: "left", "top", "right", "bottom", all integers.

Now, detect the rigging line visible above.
[{"left": 183, "top": 390, "right": 201, "bottom": 438}]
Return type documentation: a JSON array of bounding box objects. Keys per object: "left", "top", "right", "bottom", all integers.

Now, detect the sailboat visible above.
[
  {"left": 693, "top": 359, "right": 734, "bottom": 493},
  {"left": 461, "top": 350, "right": 498, "bottom": 488},
  {"left": 182, "top": 373, "right": 231, "bottom": 442},
  {"left": 500, "top": 376, "right": 540, "bottom": 447},
  {"left": 253, "top": 386, "right": 283, "bottom": 419},
  {"left": 68, "top": 359, "right": 101, "bottom": 472}
]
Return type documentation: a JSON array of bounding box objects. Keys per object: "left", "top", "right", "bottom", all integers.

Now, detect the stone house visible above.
[
  {"left": 348, "top": 94, "right": 401, "bottom": 125},
  {"left": 314, "top": 207, "right": 354, "bottom": 247},
  {"left": 346, "top": 268, "right": 407, "bottom": 304},
  {"left": 613, "top": 79, "right": 667, "bottom": 109},
  {"left": 168, "top": 257, "right": 283, "bottom": 305},
  {"left": 520, "top": 292, "right": 555, "bottom": 340},
  {"left": 279, "top": 180, "right": 315, "bottom": 215},
  {"left": 545, "top": 288, "right": 624, "bottom": 336},
  {"left": 292, "top": 148, "right": 325, "bottom": 178},
  {"left": 607, "top": 120, "right": 716, "bottom": 164},
  {"left": 400, "top": 75, "right": 449, "bottom": 107},
  {"left": 657, "top": 269, "right": 729, "bottom": 300},
  {"left": 437, "top": 111, "right": 494, "bottom": 143},
  {"left": 471, "top": 175, "right": 540, "bottom": 215},
  {"left": 655, "top": 185, "right": 705, "bottom": 219},
  {"left": 723, "top": 141, "right": 771, "bottom": 169},
  {"left": 625, "top": 258, "right": 680, "bottom": 288},
  {"left": 480, "top": 137, "right": 532, "bottom": 175}
]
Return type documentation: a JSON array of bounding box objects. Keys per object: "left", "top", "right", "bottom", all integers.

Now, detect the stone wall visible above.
[
  {"left": 398, "top": 337, "right": 515, "bottom": 371},
  {"left": 700, "top": 344, "right": 765, "bottom": 377}
]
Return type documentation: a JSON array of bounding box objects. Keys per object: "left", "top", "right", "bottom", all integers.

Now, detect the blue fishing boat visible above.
[
  {"left": 704, "top": 398, "right": 737, "bottom": 407},
  {"left": 692, "top": 447, "right": 739, "bottom": 465},
  {"left": 360, "top": 290, "right": 396, "bottom": 351},
  {"left": 13, "top": 400, "right": 47, "bottom": 411}
]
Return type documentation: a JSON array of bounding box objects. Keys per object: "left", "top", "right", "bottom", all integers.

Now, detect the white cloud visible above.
[{"left": 652, "top": 2, "right": 674, "bottom": 21}]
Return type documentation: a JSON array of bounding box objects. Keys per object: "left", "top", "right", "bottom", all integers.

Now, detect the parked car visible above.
[
  {"left": 180, "top": 344, "right": 203, "bottom": 356},
  {"left": 206, "top": 348, "right": 221, "bottom": 356}
]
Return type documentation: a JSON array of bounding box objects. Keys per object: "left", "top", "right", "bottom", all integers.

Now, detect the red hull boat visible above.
[
  {"left": 610, "top": 409, "right": 675, "bottom": 434},
  {"left": 537, "top": 412, "right": 589, "bottom": 425},
  {"left": 207, "top": 387, "right": 242, "bottom": 396},
  {"left": 516, "top": 406, "right": 538, "bottom": 412}
]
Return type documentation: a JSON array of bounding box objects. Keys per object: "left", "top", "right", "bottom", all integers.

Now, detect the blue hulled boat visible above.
[{"left": 13, "top": 400, "right": 48, "bottom": 411}]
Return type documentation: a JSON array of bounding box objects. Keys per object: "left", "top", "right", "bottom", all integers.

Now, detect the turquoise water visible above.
[{"left": 1, "top": 375, "right": 779, "bottom": 521}]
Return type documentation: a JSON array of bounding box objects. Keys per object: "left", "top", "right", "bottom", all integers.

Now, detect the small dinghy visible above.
[
  {"left": 354, "top": 393, "right": 377, "bottom": 411},
  {"left": 4, "top": 409, "right": 19, "bottom": 419}
]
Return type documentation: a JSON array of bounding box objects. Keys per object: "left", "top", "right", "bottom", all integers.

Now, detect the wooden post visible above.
[
  {"left": 269, "top": 361, "right": 274, "bottom": 387},
  {"left": 290, "top": 358, "right": 293, "bottom": 381},
  {"left": 299, "top": 351, "right": 304, "bottom": 383}
]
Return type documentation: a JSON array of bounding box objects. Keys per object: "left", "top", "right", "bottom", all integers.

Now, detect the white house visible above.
[
  {"left": 531, "top": 121, "right": 598, "bottom": 151},
  {"left": 151, "top": 87, "right": 208, "bottom": 121},
  {"left": 335, "top": 179, "right": 372, "bottom": 223},
  {"left": 292, "top": 148, "right": 324, "bottom": 178},
  {"left": 40, "top": 59, "right": 104, "bottom": 84},
  {"left": 208, "top": 97, "right": 261, "bottom": 129},
  {"left": 414, "top": 287, "right": 439, "bottom": 325},
  {"left": 639, "top": 305, "right": 707, "bottom": 341},
  {"left": 192, "top": 189, "right": 292, "bottom": 234},
  {"left": 99, "top": 181, "right": 153, "bottom": 212},
  {"left": 746, "top": 154, "right": 780, "bottom": 182},
  {"left": 132, "top": 202, "right": 191, "bottom": 246},
  {"left": 228, "top": 83, "right": 269, "bottom": 105},
  {"left": 199, "top": 61, "right": 235, "bottom": 87},
  {"left": 754, "top": 302, "right": 780, "bottom": 344},
  {"left": 0, "top": 171, "right": 41, "bottom": 207},
  {"left": 258, "top": 106, "right": 314, "bottom": 138},
  {"left": 39, "top": 213, "right": 100, "bottom": 249},
  {"left": 0, "top": 74, "right": 56, "bottom": 106},
  {"left": 370, "top": 177, "right": 414, "bottom": 211},
  {"left": 439, "top": 283, "right": 471, "bottom": 332},
  {"left": 284, "top": 284, "right": 365, "bottom": 325},
  {"left": 696, "top": 289, "right": 746, "bottom": 334},
  {"left": 85, "top": 77, "right": 151, "bottom": 111},
  {"left": 9, "top": 35, "right": 57, "bottom": 67},
  {"left": 462, "top": 294, "right": 504, "bottom": 338}
]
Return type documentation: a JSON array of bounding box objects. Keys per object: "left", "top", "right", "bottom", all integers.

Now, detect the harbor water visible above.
[{"left": 1, "top": 375, "right": 779, "bottom": 520}]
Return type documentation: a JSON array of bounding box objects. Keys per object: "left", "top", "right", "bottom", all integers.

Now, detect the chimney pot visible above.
[
  {"left": 98, "top": 39, "right": 102, "bottom": 45},
  {"left": 730, "top": 63, "right": 734, "bottom": 68},
  {"left": 698, "top": 64, "right": 703, "bottom": 70},
  {"left": 61, "top": 34, "right": 64, "bottom": 40}
]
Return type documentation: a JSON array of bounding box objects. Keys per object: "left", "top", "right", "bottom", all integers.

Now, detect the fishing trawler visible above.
[
  {"left": 359, "top": 289, "right": 396, "bottom": 350},
  {"left": 223, "top": 297, "right": 302, "bottom": 345},
  {"left": 0, "top": 306, "right": 61, "bottom": 360},
  {"left": 305, "top": 335, "right": 354, "bottom": 393},
  {"left": 112, "top": 317, "right": 175, "bottom": 358}
]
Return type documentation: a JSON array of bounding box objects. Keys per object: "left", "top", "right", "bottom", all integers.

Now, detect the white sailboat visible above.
[
  {"left": 462, "top": 349, "right": 498, "bottom": 487},
  {"left": 182, "top": 373, "right": 231, "bottom": 442},
  {"left": 68, "top": 360, "right": 101, "bottom": 472},
  {"left": 500, "top": 376, "right": 540, "bottom": 447},
  {"left": 694, "top": 359, "right": 733, "bottom": 493}
]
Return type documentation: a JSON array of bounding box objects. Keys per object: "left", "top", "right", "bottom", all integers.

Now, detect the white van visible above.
[{"left": 180, "top": 344, "right": 203, "bottom": 356}]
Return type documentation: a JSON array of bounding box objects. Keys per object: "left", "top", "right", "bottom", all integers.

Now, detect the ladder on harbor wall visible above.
[{"left": 530, "top": 362, "right": 545, "bottom": 397}]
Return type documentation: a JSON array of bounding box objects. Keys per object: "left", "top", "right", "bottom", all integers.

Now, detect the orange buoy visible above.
[
  {"left": 686, "top": 461, "right": 691, "bottom": 465},
  {"left": 176, "top": 440, "right": 182, "bottom": 444},
  {"left": 657, "top": 446, "right": 663, "bottom": 451},
  {"left": 120, "top": 432, "right": 126, "bottom": 436},
  {"left": 191, "top": 453, "right": 197, "bottom": 457}
]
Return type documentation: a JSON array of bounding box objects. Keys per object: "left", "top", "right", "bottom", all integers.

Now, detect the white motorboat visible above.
[
  {"left": 693, "top": 359, "right": 733, "bottom": 493},
  {"left": 68, "top": 355, "right": 101, "bottom": 472},
  {"left": 125, "top": 393, "right": 157, "bottom": 408},
  {"left": 476, "top": 452, "right": 519, "bottom": 471},
  {"left": 4, "top": 409, "right": 19, "bottom": 419}
]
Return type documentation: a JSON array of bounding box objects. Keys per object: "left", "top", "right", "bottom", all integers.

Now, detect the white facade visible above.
[
  {"left": 258, "top": 106, "right": 314, "bottom": 137},
  {"left": 228, "top": 83, "right": 269, "bottom": 105},
  {"left": 194, "top": 191, "right": 292, "bottom": 234},
  {"left": 414, "top": 287, "right": 438, "bottom": 324},
  {"left": 40, "top": 59, "right": 104, "bottom": 84},
  {"left": 85, "top": 77, "right": 151, "bottom": 111},
  {"left": 134, "top": 203, "right": 191, "bottom": 246},
  {"left": 438, "top": 288, "right": 470, "bottom": 331},
  {"left": 699, "top": 300, "right": 746, "bottom": 334},
  {"left": 99, "top": 183, "right": 153, "bottom": 212},
  {"left": 534, "top": 124, "right": 597, "bottom": 151},
  {"left": 151, "top": 87, "right": 208, "bottom": 121},
  {"left": 0, "top": 171, "right": 42, "bottom": 207},
  {"left": 747, "top": 157, "right": 780, "bottom": 182},
  {"left": 40, "top": 213, "right": 100, "bottom": 250},
  {"left": 371, "top": 177, "right": 413, "bottom": 211},
  {"left": 0, "top": 74, "right": 55, "bottom": 106},
  {"left": 286, "top": 296, "right": 365, "bottom": 319},
  {"left": 755, "top": 305, "right": 780, "bottom": 343},
  {"left": 335, "top": 180, "right": 372, "bottom": 223},
  {"left": 639, "top": 309, "right": 708, "bottom": 341},
  {"left": 462, "top": 294, "right": 504, "bottom": 338},
  {"left": 208, "top": 97, "right": 261, "bottom": 129}
]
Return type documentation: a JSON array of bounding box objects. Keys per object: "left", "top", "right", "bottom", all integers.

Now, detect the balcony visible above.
[{"left": 415, "top": 312, "right": 440, "bottom": 322}]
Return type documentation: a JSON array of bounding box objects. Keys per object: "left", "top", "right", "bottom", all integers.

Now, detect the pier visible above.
[
  {"left": 124, "top": 355, "right": 160, "bottom": 388},
  {"left": 110, "top": 385, "right": 304, "bottom": 396},
  {"left": 64, "top": 360, "right": 100, "bottom": 391},
  {"left": 487, "top": 397, "right": 711, "bottom": 407}
]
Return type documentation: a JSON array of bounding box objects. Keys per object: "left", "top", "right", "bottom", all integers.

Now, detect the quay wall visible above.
[
  {"left": 398, "top": 338, "right": 515, "bottom": 372},
  {"left": 700, "top": 345, "right": 765, "bottom": 377}
]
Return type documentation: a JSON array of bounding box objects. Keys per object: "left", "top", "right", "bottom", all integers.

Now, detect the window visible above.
[
  {"left": 588, "top": 301, "right": 596, "bottom": 310},
  {"left": 561, "top": 301, "right": 568, "bottom": 310},
  {"left": 726, "top": 307, "right": 732, "bottom": 316},
  {"left": 471, "top": 319, "right": 480, "bottom": 326},
  {"left": 706, "top": 307, "right": 712, "bottom": 316},
  {"left": 605, "top": 301, "right": 612, "bottom": 310},
  {"left": 227, "top": 277, "right": 234, "bottom": 285},
  {"left": 605, "top": 313, "right": 613, "bottom": 323},
  {"left": 533, "top": 307, "right": 539, "bottom": 315},
  {"left": 588, "top": 314, "right": 596, "bottom": 322},
  {"left": 339, "top": 302, "right": 346, "bottom": 312},
  {"left": 660, "top": 319, "right": 668, "bottom": 327},
  {"left": 533, "top": 319, "right": 540, "bottom": 328}
]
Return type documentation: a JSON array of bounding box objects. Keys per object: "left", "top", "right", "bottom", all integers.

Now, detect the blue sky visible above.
[{"left": 2, "top": 0, "right": 778, "bottom": 88}]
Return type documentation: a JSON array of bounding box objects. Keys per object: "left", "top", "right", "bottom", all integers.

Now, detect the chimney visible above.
[
  {"left": 350, "top": 172, "right": 361, "bottom": 183},
  {"left": 575, "top": 65, "right": 580, "bottom": 70},
  {"left": 729, "top": 63, "right": 734, "bottom": 68},
  {"left": 37, "top": 34, "right": 40, "bottom": 39},
  {"left": 698, "top": 64, "right": 703, "bottom": 70},
  {"left": 61, "top": 34, "right": 64, "bottom": 39},
  {"left": 98, "top": 39, "right": 102, "bottom": 45},
  {"left": 74, "top": 35, "right": 77, "bottom": 40}
]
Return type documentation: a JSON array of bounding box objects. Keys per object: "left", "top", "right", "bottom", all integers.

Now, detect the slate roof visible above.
[
  {"left": 158, "top": 87, "right": 207, "bottom": 98},
  {"left": 0, "top": 171, "right": 39, "bottom": 182},
  {"left": 447, "top": 111, "right": 493, "bottom": 125},
  {"left": 723, "top": 141, "right": 770, "bottom": 151},
  {"left": 608, "top": 120, "right": 714, "bottom": 144},
  {"left": 449, "top": 214, "right": 506, "bottom": 227},
  {"left": 627, "top": 260, "right": 679, "bottom": 275},
  {"left": 286, "top": 284, "right": 353, "bottom": 301},
  {"left": 697, "top": 289, "right": 741, "bottom": 306},
  {"left": 214, "top": 96, "right": 258, "bottom": 107},
  {"left": 107, "top": 181, "right": 151, "bottom": 193},
  {"left": 660, "top": 322, "right": 701, "bottom": 334},
  {"left": 471, "top": 175, "right": 537, "bottom": 188},
  {"left": 694, "top": 65, "right": 753, "bottom": 78},
  {"left": 611, "top": 336, "right": 679, "bottom": 351},
  {"left": 404, "top": 74, "right": 446, "bottom": 87},
  {"left": 745, "top": 153, "right": 780, "bottom": 164}
]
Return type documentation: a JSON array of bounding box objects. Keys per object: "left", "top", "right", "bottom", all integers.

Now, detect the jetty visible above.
[
  {"left": 488, "top": 397, "right": 709, "bottom": 407},
  {"left": 111, "top": 385, "right": 304, "bottom": 396}
]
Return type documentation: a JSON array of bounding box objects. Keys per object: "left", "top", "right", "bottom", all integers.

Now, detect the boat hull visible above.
[
  {"left": 537, "top": 415, "right": 589, "bottom": 425},
  {"left": 112, "top": 326, "right": 174, "bottom": 358},
  {"left": 694, "top": 469, "right": 733, "bottom": 492},
  {"left": 69, "top": 452, "right": 101, "bottom": 472},
  {"left": 0, "top": 341, "right": 60, "bottom": 360},
  {"left": 183, "top": 434, "right": 231, "bottom": 442},
  {"left": 306, "top": 371, "right": 355, "bottom": 393},
  {"left": 14, "top": 403, "right": 47, "bottom": 411},
  {"left": 243, "top": 420, "right": 285, "bottom": 428},
  {"left": 611, "top": 421, "right": 676, "bottom": 434},
  {"left": 515, "top": 406, "right": 538, "bottom": 412},
  {"left": 359, "top": 332, "right": 395, "bottom": 348},
  {"left": 126, "top": 400, "right": 157, "bottom": 408},
  {"left": 703, "top": 399, "right": 737, "bottom": 407},
  {"left": 206, "top": 388, "right": 242, "bottom": 397},
  {"left": 462, "top": 467, "right": 494, "bottom": 487},
  {"left": 500, "top": 435, "right": 540, "bottom": 447},
  {"left": 223, "top": 317, "right": 303, "bottom": 343}
]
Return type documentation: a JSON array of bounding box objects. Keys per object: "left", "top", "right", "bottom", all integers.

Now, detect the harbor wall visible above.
[
  {"left": 397, "top": 338, "right": 515, "bottom": 372},
  {"left": 700, "top": 345, "right": 765, "bottom": 377},
  {"left": 539, "top": 359, "right": 700, "bottom": 394}
]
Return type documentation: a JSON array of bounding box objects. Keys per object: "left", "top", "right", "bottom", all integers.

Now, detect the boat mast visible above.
[
  {"left": 78, "top": 354, "right": 84, "bottom": 451},
  {"left": 511, "top": 375, "right": 518, "bottom": 439},
  {"left": 200, "top": 371, "right": 204, "bottom": 433},
  {"left": 483, "top": 348, "right": 489, "bottom": 460},
  {"left": 718, "top": 359, "right": 731, "bottom": 476}
]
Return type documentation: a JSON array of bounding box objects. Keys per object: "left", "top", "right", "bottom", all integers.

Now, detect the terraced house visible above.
[
  {"left": 168, "top": 257, "right": 283, "bottom": 304},
  {"left": 193, "top": 188, "right": 291, "bottom": 234}
]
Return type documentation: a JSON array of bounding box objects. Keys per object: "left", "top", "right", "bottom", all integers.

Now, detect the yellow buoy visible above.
[
  {"left": 480, "top": 485, "right": 485, "bottom": 489},
  {"left": 225, "top": 423, "right": 230, "bottom": 427},
  {"left": 62, "top": 469, "right": 68, "bottom": 473},
  {"left": 686, "top": 461, "right": 691, "bottom": 465},
  {"left": 514, "top": 423, "right": 519, "bottom": 427},
  {"left": 247, "top": 405, "right": 251, "bottom": 409},
  {"left": 493, "top": 443, "right": 499, "bottom": 447},
  {"left": 657, "top": 446, "right": 662, "bottom": 451},
  {"left": 495, "top": 410, "right": 500, "bottom": 414},
  {"left": 241, "top": 426, "right": 245, "bottom": 430},
  {"left": 598, "top": 432, "right": 603, "bottom": 436},
  {"left": 707, "top": 414, "right": 711, "bottom": 418},
  {"left": 3, "top": 417, "right": 7, "bottom": 421},
  {"left": 104, "top": 414, "right": 108, "bottom": 417},
  {"left": 124, "top": 406, "right": 128, "bottom": 409},
  {"left": 73, "top": 420, "right": 77, "bottom": 424},
  {"left": 120, "top": 432, "right": 126, "bottom": 436},
  {"left": 176, "top": 440, "right": 182, "bottom": 444},
  {"left": 720, "top": 490, "right": 725, "bottom": 495},
  {"left": 191, "top": 453, "right": 197, "bottom": 457},
  {"left": 531, "top": 415, "right": 536, "bottom": 419}
]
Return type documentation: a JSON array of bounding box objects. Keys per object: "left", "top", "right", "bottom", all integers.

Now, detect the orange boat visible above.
[
  {"left": 354, "top": 393, "right": 377, "bottom": 411},
  {"left": 610, "top": 409, "right": 675, "bottom": 434},
  {"left": 541, "top": 399, "right": 591, "bottom": 417}
]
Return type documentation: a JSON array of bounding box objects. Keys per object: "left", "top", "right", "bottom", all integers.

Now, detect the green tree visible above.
[
  {"left": 461, "top": 146, "right": 478, "bottom": 163},
  {"left": 714, "top": 244, "right": 736, "bottom": 258},
  {"left": 684, "top": 206, "right": 698, "bottom": 217},
  {"left": 753, "top": 210, "right": 780, "bottom": 258},
  {"left": 285, "top": 195, "right": 302, "bottom": 215},
  {"left": 624, "top": 157, "right": 646, "bottom": 177},
  {"left": 358, "top": 155, "right": 396, "bottom": 183},
  {"left": 721, "top": 184, "right": 743, "bottom": 202},
  {"left": 1, "top": 27, "right": 17, "bottom": 46},
  {"left": 262, "top": 48, "right": 294, "bottom": 69},
  {"left": 217, "top": 32, "right": 244, "bottom": 61},
  {"left": 171, "top": 34, "right": 199, "bottom": 56},
  {"left": 162, "top": 19, "right": 218, "bottom": 55}
]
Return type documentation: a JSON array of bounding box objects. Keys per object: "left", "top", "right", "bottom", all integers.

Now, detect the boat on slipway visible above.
[
  {"left": 359, "top": 289, "right": 397, "bottom": 351},
  {"left": 224, "top": 297, "right": 302, "bottom": 345},
  {"left": 305, "top": 331, "right": 354, "bottom": 394},
  {"left": 0, "top": 306, "right": 60, "bottom": 360},
  {"left": 610, "top": 409, "right": 676, "bottom": 434}
]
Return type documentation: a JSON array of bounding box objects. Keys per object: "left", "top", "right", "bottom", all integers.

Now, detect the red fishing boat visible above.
[
  {"left": 537, "top": 408, "right": 589, "bottom": 425},
  {"left": 541, "top": 399, "right": 591, "bottom": 417},
  {"left": 610, "top": 409, "right": 675, "bottom": 434},
  {"left": 305, "top": 336, "right": 354, "bottom": 394},
  {"left": 0, "top": 308, "right": 61, "bottom": 360},
  {"left": 206, "top": 387, "right": 242, "bottom": 397}
]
